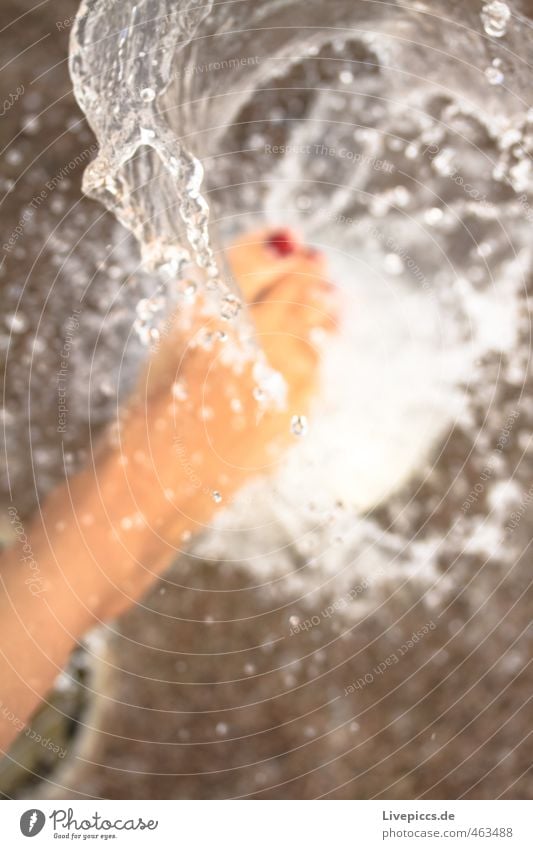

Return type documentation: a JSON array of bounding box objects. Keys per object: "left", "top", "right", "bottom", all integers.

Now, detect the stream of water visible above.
[{"left": 63, "top": 0, "right": 533, "bottom": 612}]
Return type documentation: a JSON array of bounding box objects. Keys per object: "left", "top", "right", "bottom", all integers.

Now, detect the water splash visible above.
[
  {"left": 69, "top": 0, "right": 243, "bottom": 333},
  {"left": 3, "top": 0, "right": 523, "bottom": 612}
]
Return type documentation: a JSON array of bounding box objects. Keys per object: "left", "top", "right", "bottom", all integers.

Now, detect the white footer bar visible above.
[{"left": 3, "top": 799, "right": 531, "bottom": 847}]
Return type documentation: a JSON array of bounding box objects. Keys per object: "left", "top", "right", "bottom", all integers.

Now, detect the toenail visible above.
[{"left": 266, "top": 229, "right": 297, "bottom": 256}]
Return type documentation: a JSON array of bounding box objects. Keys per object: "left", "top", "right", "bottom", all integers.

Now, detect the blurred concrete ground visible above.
[{"left": 0, "top": 0, "right": 532, "bottom": 800}]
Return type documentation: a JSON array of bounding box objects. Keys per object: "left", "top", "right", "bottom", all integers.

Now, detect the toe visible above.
[{"left": 227, "top": 227, "right": 326, "bottom": 302}]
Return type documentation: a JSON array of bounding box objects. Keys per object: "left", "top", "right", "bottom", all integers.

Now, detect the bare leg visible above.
[{"left": 0, "top": 229, "right": 338, "bottom": 753}]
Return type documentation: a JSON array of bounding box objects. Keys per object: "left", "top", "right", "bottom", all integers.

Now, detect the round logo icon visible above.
[{"left": 20, "top": 810, "right": 46, "bottom": 837}]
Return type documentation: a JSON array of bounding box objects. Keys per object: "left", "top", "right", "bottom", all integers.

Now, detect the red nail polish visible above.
[{"left": 266, "top": 229, "right": 296, "bottom": 257}]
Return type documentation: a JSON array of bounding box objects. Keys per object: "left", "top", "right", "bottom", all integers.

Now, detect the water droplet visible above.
[
  {"left": 133, "top": 295, "right": 165, "bottom": 345},
  {"left": 134, "top": 318, "right": 160, "bottom": 346},
  {"left": 5, "top": 149, "right": 23, "bottom": 166},
  {"left": 140, "top": 87, "right": 156, "bottom": 102},
  {"left": 23, "top": 115, "right": 41, "bottom": 135},
  {"left": 51, "top": 196, "right": 66, "bottom": 214},
  {"left": 6, "top": 313, "right": 27, "bottom": 333},
  {"left": 383, "top": 253, "right": 404, "bottom": 275},
  {"left": 291, "top": 415, "right": 308, "bottom": 437},
  {"left": 339, "top": 70, "right": 354, "bottom": 85},
  {"left": 215, "top": 721, "right": 228, "bottom": 736},
  {"left": 136, "top": 295, "right": 164, "bottom": 319},
  {"left": 485, "top": 59, "right": 505, "bottom": 85},
  {"left": 296, "top": 194, "right": 312, "bottom": 211},
  {"left": 289, "top": 615, "right": 300, "bottom": 628},
  {"left": 481, "top": 1, "right": 510, "bottom": 38},
  {"left": 212, "top": 490, "right": 222, "bottom": 503},
  {"left": 181, "top": 279, "right": 197, "bottom": 300},
  {"left": 477, "top": 241, "right": 493, "bottom": 258},
  {"left": 198, "top": 330, "right": 214, "bottom": 350},
  {"left": 100, "top": 379, "right": 114, "bottom": 398},
  {"left": 220, "top": 293, "right": 241, "bottom": 321},
  {"left": 171, "top": 381, "right": 188, "bottom": 401},
  {"left": 244, "top": 663, "right": 256, "bottom": 675},
  {"left": 252, "top": 361, "right": 287, "bottom": 409},
  {"left": 432, "top": 148, "right": 455, "bottom": 176},
  {"left": 424, "top": 206, "right": 444, "bottom": 225}
]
